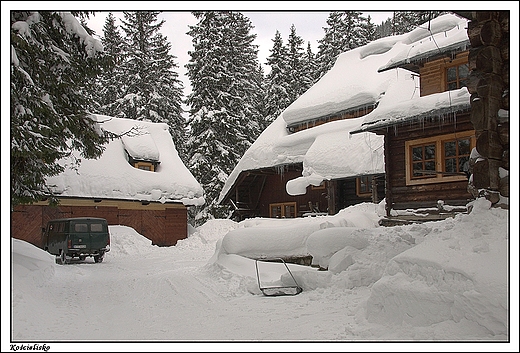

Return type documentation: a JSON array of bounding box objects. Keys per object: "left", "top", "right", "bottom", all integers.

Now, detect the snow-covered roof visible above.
[
  {"left": 377, "top": 13, "right": 470, "bottom": 73},
  {"left": 351, "top": 87, "right": 471, "bottom": 133},
  {"left": 351, "top": 14, "right": 471, "bottom": 133},
  {"left": 47, "top": 115, "right": 205, "bottom": 206}
]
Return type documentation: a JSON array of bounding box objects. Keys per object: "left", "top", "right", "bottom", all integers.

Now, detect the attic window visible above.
[
  {"left": 134, "top": 161, "right": 155, "bottom": 172},
  {"left": 446, "top": 63, "right": 469, "bottom": 91}
]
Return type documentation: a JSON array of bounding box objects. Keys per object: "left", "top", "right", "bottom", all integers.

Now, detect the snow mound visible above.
[
  {"left": 12, "top": 238, "right": 55, "bottom": 286},
  {"left": 108, "top": 225, "right": 153, "bottom": 257},
  {"left": 366, "top": 198, "right": 508, "bottom": 335}
]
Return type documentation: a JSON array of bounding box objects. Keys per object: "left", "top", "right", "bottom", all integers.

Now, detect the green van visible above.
[{"left": 43, "top": 217, "right": 111, "bottom": 264}]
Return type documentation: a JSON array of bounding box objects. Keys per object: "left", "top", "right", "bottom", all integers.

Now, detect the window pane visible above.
[
  {"left": 74, "top": 223, "right": 88, "bottom": 232},
  {"left": 458, "top": 139, "right": 470, "bottom": 155},
  {"left": 412, "top": 146, "right": 423, "bottom": 161},
  {"left": 447, "top": 67, "right": 457, "bottom": 81},
  {"left": 425, "top": 161, "right": 436, "bottom": 171},
  {"left": 413, "top": 162, "right": 423, "bottom": 177},
  {"left": 458, "top": 64, "right": 469, "bottom": 79},
  {"left": 91, "top": 223, "right": 103, "bottom": 232},
  {"left": 459, "top": 156, "right": 470, "bottom": 173},
  {"left": 425, "top": 144, "right": 436, "bottom": 160},
  {"left": 448, "top": 82, "right": 457, "bottom": 90},
  {"left": 271, "top": 206, "right": 281, "bottom": 218},
  {"left": 445, "top": 141, "right": 456, "bottom": 157},
  {"left": 445, "top": 158, "right": 456, "bottom": 173}
]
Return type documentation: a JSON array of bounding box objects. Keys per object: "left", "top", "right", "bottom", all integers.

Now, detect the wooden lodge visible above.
[{"left": 351, "top": 12, "right": 510, "bottom": 224}]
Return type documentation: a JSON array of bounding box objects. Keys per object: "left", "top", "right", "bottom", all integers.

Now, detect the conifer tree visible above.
[
  {"left": 10, "top": 11, "right": 109, "bottom": 205},
  {"left": 95, "top": 12, "right": 125, "bottom": 117},
  {"left": 391, "top": 11, "right": 445, "bottom": 35},
  {"left": 315, "top": 11, "right": 373, "bottom": 80},
  {"left": 286, "top": 24, "right": 307, "bottom": 103},
  {"left": 111, "top": 11, "right": 186, "bottom": 157},
  {"left": 264, "top": 30, "right": 291, "bottom": 125},
  {"left": 185, "top": 11, "right": 262, "bottom": 224}
]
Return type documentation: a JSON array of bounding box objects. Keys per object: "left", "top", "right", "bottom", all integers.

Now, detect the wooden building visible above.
[
  {"left": 351, "top": 14, "right": 479, "bottom": 223},
  {"left": 11, "top": 115, "right": 204, "bottom": 247},
  {"left": 220, "top": 163, "right": 384, "bottom": 221}
]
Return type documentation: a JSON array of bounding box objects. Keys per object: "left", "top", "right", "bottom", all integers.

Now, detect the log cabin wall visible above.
[
  {"left": 420, "top": 52, "right": 469, "bottom": 96},
  {"left": 464, "top": 11, "right": 509, "bottom": 204},
  {"left": 254, "top": 170, "right": 329, "bottom": 218},
  {"left": 382, "top": 113, "right": 475, "bottom": 213},
  {"left": 11, "top": 200, "right": 188, "bottom": 248}
]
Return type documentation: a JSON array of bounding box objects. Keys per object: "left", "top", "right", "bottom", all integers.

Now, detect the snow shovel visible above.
[{"left": 255, "top": 257, "right": 303, "bottom": 296}]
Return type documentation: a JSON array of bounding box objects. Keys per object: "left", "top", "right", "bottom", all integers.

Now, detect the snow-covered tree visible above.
[
  {"left": 112, "top": 11, "right": 186, "bottom": 155},
  {"left": 94, "top": 12, "right": 125, "bottom": 116},
  {"left": 263, "top": 30, "right": 291, "bottom": 125},
  {"left": 286, "top": 24, "right": 309, "bottom": 103},
  {"left": 185, "top": 11, "right": 262, "bottom": 224},
  {"left": 315, "top": 11, "right": 373, "bottom": 80},
  {"left": 10, "top": 11, "right": 109, "bottom": 206},
  {"left": 391, "top": 11, "right": 446, "bottom": 35}
]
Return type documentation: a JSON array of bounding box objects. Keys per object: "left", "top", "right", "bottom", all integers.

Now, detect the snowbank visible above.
[{"left": 366, "top": 198, "right": 508, "bottom": 335}]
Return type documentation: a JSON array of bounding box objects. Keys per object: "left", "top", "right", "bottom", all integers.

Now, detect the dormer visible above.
[{"left": 121, "top": 127, "right": 160, "bottom": 172}]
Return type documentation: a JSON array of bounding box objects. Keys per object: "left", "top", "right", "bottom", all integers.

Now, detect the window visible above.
[
  {"left": 269, "top": 202, "right": 297, "bottom": 218},
  {"left": 446, "top": 63, "right": 469, "bottom": 90},
  {"left": 74, "top": 223, "right": 89, "bottom": 232},
  {"left": 134, "top": 161, "right": 154, "bottom": 171},
  {"left": 356, "top": 176, "right": 373, "bottom": 197},
  {"left": 405, "top": 131, "right": 475, "bottom": 185},
  {"left": 90, "top": 223, "right": 104, "bottom": 232}
]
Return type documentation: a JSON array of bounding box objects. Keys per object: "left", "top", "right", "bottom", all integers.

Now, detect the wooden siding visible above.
[
  {"left": 420, "top": 52, "right": 469, "bottom": 96},
  {"left": 383, "top": 113, "right": 475, "bottom": 213},
  {"left": 11, "top": 200, "right": 188, "bottom": 248}
]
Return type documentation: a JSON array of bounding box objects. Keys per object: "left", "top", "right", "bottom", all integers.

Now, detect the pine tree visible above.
[
  {"left": 286, "top": 24, "right": 307, "bottom": 103},
  {"left": 11, "top": 11, "right": 109, "bottom": 206},
  {"left": 391, "top": 11, "right": 446, "bottom": 35},
  {"left": 301, "top": 41, "right": 317, "bottom": 94},
  {"left": 185, "top": 11, "right": 262, "bottom": 224},
  {"left": 315, "top": 11, "right": 373, "bottom": 80},
  {"left": 95, "top": 12, "right": 125, "bottom": 116},
  {"left": 111, "top": 11, "right": 186, "bottom": 157},
  {"left": 264, "top": 30, "right": 291, "bottom": 125}
]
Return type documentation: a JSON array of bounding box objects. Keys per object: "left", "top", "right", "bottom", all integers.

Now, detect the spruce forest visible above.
[{"left": 10, "top": 11, "right": 445, "bottom": 224}]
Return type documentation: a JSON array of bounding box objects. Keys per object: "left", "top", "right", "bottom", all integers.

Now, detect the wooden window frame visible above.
[
  {"left": 405, "top": 131, "right": 475, "bottom": 186},
  {"left": 356, "top": 176, "right": 372, "bottom": 197},
  {"left": 443, "top": 53, "right": 469, "bottom": 91},
  {"left": 311, "top": 181, "right": 326, "bottom": 190},
  {"left": 269, "top": 202, "right": 297, "bottom": 218},
  {"left": 134, "top": 161, "right": 155, "bottom": 172}
]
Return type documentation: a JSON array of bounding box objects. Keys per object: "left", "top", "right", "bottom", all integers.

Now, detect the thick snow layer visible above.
[
  {"left": 47, "top": 115, "right": 204, "bottom": 206},
  {"left": 8, "top": 199, "right": 515, "bottom": 348},
  {"left": 378, "top": 13, "right": 469, "bottom": 72},
  {"left": 357, "top": 87, "right": 471, "bottom": 131}
]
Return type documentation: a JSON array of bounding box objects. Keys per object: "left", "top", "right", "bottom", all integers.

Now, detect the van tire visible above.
[
  {"left": 56, "top": 250, "right": 66, "bottom": 265},
  {"left": 94, "top": 253, "right": 104, "bottom": 263}
]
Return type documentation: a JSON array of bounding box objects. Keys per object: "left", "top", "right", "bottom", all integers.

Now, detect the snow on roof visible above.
[
  {"left": 352, "top": 87, "right": 471, "bottom": 133},
  {"left": 281, "top": 34, "right": 411, "bottom": 126},
  {"left": 47, "top": 115, "right": 205, "bottom": 206},
  {"left": 378, "top": 13, "right": 469, "bottom": 72}
]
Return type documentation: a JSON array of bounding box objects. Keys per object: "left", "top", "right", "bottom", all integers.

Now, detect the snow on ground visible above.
[{"left": 6, "top": 199, "right": 518, "bottom": 351}]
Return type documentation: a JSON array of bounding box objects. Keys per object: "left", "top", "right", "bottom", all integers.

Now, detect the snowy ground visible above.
[{"left": 6, "top": 199, "right": 518, "bottom": 352}]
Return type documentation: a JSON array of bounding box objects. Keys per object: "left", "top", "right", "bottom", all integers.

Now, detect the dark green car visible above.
[{"left": 43, "top": 217, "right": 110, "bottom": 264}]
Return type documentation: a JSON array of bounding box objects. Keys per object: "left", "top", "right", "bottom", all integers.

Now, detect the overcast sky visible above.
[{"left": 86, "top": 10, "right": 394, "bottom": 96}]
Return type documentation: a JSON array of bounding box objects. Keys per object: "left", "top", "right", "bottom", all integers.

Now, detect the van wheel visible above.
[
  {"left": 56, "top": 250, "right": 67, "bottom": 265},
  {"left": 94, "top": 253, "right": 104, "bottom": 263}
]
